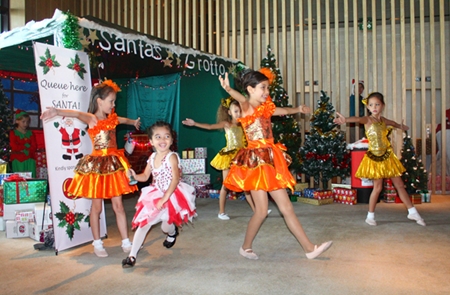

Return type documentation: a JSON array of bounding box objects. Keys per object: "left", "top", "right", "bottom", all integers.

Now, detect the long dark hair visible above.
[{"left": 234, "top": 70, "right": 269, "bottom": 96}]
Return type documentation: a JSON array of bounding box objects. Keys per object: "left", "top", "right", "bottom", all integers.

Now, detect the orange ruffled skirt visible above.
[
  {"left": 355, "top": 147, "right": 406, "bottom": 180},
  {"left": 224, "top": 139, "right": 295, "bottom": 192},
  {"left": 68, "top": 148, "right": 137, "bottom": 199}
]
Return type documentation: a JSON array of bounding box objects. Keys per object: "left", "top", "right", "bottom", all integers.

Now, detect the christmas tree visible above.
[
  {"left": 400, "top": 133, "right": 428, "bottom": 193},
  {"left": 299, "top": 91, "right": 350, "bottom": 189},
  {"left": 0, "top": 80, "right": 14, "bottom": 162},
  {"left": 260, "top": 46, "right": 303, "bottom": 172}
]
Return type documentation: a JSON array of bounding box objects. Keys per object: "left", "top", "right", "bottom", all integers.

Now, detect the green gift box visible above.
[{"left": 3, "top": 179, "right": 48, "bottom": 204}]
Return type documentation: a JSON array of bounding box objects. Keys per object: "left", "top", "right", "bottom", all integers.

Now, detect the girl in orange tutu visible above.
[
  {"left": 334, "top": 92, "right": 425, "bottom": 226},
  {"left": 40, "top": 80, "right": 141, "bottom": 257},
  {"left": 219, "top": 70, "right": 333, "bottom": 260},
  {"left": 182, "top": 98, "right": 257, "bottom": 220}
]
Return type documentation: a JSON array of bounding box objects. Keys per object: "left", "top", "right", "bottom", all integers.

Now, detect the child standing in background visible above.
[
  {"left": 40, "top": 80, "right": 141, "bottom": 257},
  {"left": 220, "top": 70, "right": 333, "bottom": 260},
  {"left": 122, "top": 121, "right": 196, "bottom": 268},
  {"left": 10, "top": 110, "right": 37, "bottom": 177},
  {"left": 182, "top": 98, "right": 257, "bottom": 220},
  {"left": 334, "top": 92, "right": 426, "bottom": 226}
]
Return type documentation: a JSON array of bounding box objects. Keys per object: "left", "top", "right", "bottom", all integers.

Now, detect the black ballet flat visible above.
[
  {"left": 122, "top": 256, "right": 136, "bottom": 268},
  {"left": 163, "top": 226, "right": 179, "bottom": 249}
]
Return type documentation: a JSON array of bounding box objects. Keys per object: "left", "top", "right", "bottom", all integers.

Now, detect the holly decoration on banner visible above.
[
  {"left": 38, "top": 48, "right": 61, "bottom": 75},
  {"left": 54, "top": 201, "right": 87, "bottom": 240},
  {"left": 0, "top": 80, "right": 13, "bottom": 162},
  {"left": 67, "top": 53, "right": 87, "bottom": 79},
  {"left": 260, "top": 45, "right": 303, "bottom": 172},
  {"left": 299, "top": 91, "right": 350, "bottom": 189},
  {"left": 400, "top": 132, "right": 428, "bottom": 193}
]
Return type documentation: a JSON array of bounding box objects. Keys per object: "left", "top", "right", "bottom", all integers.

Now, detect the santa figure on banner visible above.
[{"left": 55, "top": 117, "right": 85, "bottom": 160}]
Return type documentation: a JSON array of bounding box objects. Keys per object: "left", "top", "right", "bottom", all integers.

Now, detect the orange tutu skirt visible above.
[
  {"left": 68, "top": 148, "right": 137, "bottom": 199},
  {"left": 223, "top": 139, "right": 295, "bottom": 192}
]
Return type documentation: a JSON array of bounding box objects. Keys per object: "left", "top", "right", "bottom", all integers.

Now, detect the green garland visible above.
[{"left": 62, "top": 11, "right": 81, "bottom": 50}]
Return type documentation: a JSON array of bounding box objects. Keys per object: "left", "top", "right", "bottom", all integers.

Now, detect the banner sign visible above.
[{"left": 34, "top": 42, "right": 106, "bottom": 253}]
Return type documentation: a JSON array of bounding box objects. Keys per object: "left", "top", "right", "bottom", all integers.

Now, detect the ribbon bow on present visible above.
[{"left": 5, "top": 174, "right": 30, "bottom": 202}]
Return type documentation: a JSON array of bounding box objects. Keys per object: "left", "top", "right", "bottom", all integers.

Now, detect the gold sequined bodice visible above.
[
  {"left": 243, "top": 116, "right": 273, "bottom": 142},
  {"left": 223, "top": 126, "right": 246, "bottom": 152},
  {"left": 92, "top": 129, "right": 117, "bottom": 150},
  {"left": 366, "top": 121, "right": 391, "bottom": 156}
]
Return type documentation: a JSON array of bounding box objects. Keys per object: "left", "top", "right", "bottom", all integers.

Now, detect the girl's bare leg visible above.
[
  {"left": 391, "top": 176, "right": 413, "bottom": 209},
  {"left": 269, "top": 189, "right": 315, "bottom": 253},
  {"left": 111, "top": 196, "right": 128, "bottom": 240},
  {"left": 90, "top": 198, "right": 103, "bottom": 240},
  {"left": 218, "top": 170, "right": 230, "bottom": 215},
  {"left": 241, "top": 190, "right": 269, "bottom": 251},
  {"left": 368, "top": 179, "right": 383, "bottom": 213},
  {"left": 244, "top": 191, "right": 256, "bottom": 212}
]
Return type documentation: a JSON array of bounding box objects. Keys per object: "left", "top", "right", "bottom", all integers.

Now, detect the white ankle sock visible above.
[
  {"left": 408, "top": 207, "right": 418, "bottom": 214},
  {"left": 367, "top": 212, "right": 375, "bottom": 219},
  {"left": 122, "top": 238, "right": 131, "bottom": 246},
  {"left": 93, "top": 239, "right": 103, "bottom": 248}
]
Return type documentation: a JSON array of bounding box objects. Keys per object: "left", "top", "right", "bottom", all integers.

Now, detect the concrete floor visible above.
[{"left": 1, "top": 193, "right": 449, "bottom": 295}]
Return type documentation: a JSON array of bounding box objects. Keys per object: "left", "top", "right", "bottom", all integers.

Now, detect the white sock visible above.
[
  {"left": 367, "top": 212, "right": 375, "bottom": 219},
  {"left": 93, "top": 239, "right": 103, "bottom": 248},
  {"left": 122, "top": 238, "right": 131, "bottom": 246},
  {"left": 408, "top": 207, "right": 418, "bottom": 215}
]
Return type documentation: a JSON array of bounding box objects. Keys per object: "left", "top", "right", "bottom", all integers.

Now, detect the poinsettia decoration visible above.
[
  {"left": 54, "top": 201, "right": 86, "bottom": 240},
  {"left": 67, "top": 53, "right": 87, "bottom": 79},
  {"left": 38, "top": 48, "right": 61, "bottom": 74}
]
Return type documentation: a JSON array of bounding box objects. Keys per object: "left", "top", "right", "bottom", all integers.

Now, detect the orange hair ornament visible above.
[
  {"left": 259, "top": 67, "right": 276, "bottom": 85},
  {"left": 99, "top": 79, "right": 121, "bottom": 92}
]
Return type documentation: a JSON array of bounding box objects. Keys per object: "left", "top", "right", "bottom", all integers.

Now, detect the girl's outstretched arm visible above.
[
  {"left": 40, "top": 107, "right": 97, "bottom": 128},
  {"left": 182, "top": 118, "right": 227, "bottom": 130},
  {"left": 219, "top": 73, "right": 247, "bottom": 103},
  {"left": 384, "top": 117, "right": 409, "bottom": 131},
  {"left": 129, "top": 159, "right": 152, "bottom": 182},
  {"left": 274, "top": 105, "right": 311, "bottom": 116},
  {"left": 118, "top": 117, "right": 141, "bottom": 130},
  {"left": 156, "top": 153, "right": 180, "bottom": 210},
  {"left": 333, "top": 112, "right": 368, "bottom": 125}
]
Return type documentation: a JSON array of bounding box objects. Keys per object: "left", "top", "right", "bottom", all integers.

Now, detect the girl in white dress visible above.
[{"left": 122, "top": 121, "right": 196, "bottom": 268}]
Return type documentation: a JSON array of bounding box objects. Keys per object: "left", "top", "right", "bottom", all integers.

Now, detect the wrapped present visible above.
[
  {"left": 34, "top": 203, "right": 52, "bottom": 225},
  {"left": 313, "top": 190, "right": 334, "bottom": 200},
  {"left": 35, "top": 150, "right": 47, "bottom": 168},
  {"left": 181, "top": 173, "right": 210, "bottom": 186},
  {"left": 195, "top": 147, "right": 207, "bottom": 159},
  {"left": 0, "top": 160, "right": 7, "bottom": 173},
  {"left": 180, "top": 159, "right": 206, "bottom": 174},
  {"left": 294, "top": 183, "right": 309, "bottom": 191},
  {"left": 3, "top": 176, "right": 47, "bottom": 204},
  {"left": 28, "top": 222, "right": 53, "bottom": 242},
  {"left": 383, "top": 193, "right": 397, "bottom": 203},
  {"left": 410, "top": 194, "right": 422, "bottom": 204},
  {"left": 303, "top": 188, "right": 317, "bottom": 199},
  {"left": 331, "top": 183, "right": 351, "bottom": 190},
  {"left": 36, "top": 167, "right": 48, "bottom": 179},
  {"left": 419, "top": 191, "right": 431, "bottom": 203},
  {"left": 227, "top": 191, "right": 238, "bottom": 200},
  {"left": 195, "top": 184, "right": 211, "bottom": 198},
  {"left": 0, "top": 172, "right": 32, "bottom": 185},
  {"left": 15, "top": 210, "right": 35, "bottom": 223},
  {"left": 333, "top": 187, "right": 357, "bottom": 205},
  {"left": 208, "top": 189, "right": 220, "bottom": 199},
  {"left": 289, "top": 195, "right": 297, "bottom": 202},
  {"left": 3, "top": 202, "right": 42, "bottom": 220},
  {"left": 6, "top": 220, "right": 29, "bottom": 238},
  {"left": 297, "top": 196, "right": 333, "bottom": 205},
  {"left": 182, "top": 148, "right": 195, "bottom": 159},
  {"left": 292, "top": 191, "right": 302, "bottom": 196},
  {"left": 0, "top": 186, "right": 3, "bottom": 217}
]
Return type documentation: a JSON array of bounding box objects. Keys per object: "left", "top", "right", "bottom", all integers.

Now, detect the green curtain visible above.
[{"left": 127, "top": 73, "right": 181, "bottom": 134}]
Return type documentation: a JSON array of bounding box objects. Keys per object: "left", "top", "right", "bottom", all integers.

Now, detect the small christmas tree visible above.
[
  {"left": 299, "top": 91, "right": 350, "bottom": 189},
  {"left": 0, "top": 80, "right": 14, "bottom": 162},
  {"left": 400, "top": 133, "right": 428, "bottom": 194},
  {"left": 260, "top": 46, "right": 303, "bottom": 172}
]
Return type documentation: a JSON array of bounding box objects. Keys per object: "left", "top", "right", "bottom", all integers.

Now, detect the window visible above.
[
  {"left": 0, "top": 0, "right": 9, "bottom": 32},
  {"left": 1, "top": 78, "right": 42, "bottom": 129}
]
